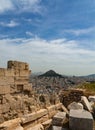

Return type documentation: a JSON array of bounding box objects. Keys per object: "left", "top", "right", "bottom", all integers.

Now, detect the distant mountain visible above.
[
  {"left": 39, "top": 70, "right": 63, "bottom": 78},
  {"left": 86, "top": 74, "right": 95, "bottom": 78},
  {"left": 80, "top": 74, "right": 95, "bottom": 82}
]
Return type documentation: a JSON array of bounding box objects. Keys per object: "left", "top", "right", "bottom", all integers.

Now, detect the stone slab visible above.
[
  {"left": 52, "top": 126, "right": 62, "bottom": 130},
  {"left": 68, "top": 102, "right": 83, "bottom": 110},
  {"left": 81, "top": 96, "right": 92, "bottom": 111},
  {"left": 69, "top": 109, "right": 93, "bottom": 130},
  {"left": 25, "top": 124, "right": 44, "bottom": 130},
  {"left": 21, "top": 109, "right": 48, "bottom": 124},
  {"left": 53, "top": 112, "right": 66, "bottom": 126},
  {"left": 88, "top": 96, "right": 95, "bottom": 102}
]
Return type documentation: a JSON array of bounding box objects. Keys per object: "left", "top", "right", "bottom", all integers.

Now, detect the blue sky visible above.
[{"left": 0, "top": 0, "right": 95, "bottom": 75}]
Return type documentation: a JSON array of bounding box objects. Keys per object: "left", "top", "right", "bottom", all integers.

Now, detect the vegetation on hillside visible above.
[{"left": 77, "top": 82, "right": 95, "bottom": 95}]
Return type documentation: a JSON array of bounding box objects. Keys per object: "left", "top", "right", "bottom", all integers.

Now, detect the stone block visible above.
[
  {"left": 69, "top": 109, "right": 93, "bottom": 130},
  {"left": 52, "top": 126, "right": 62, "bottom": 130},
  {"left": 52, "top": 112, "right": 66, "bottom": 126},
  {"left": 36, "top": 109, "right": 48, "bottom": 119},
  {"left": 21, "top": 109, "right": 48, "bottom": 124},
  {"left": 25, "top": 124, "right": 44, "bottom": 130},
  {"left": 0, "top": 76, "right": 14, "bottom": 85},
  {"left": 7, "top": 60, "right": 28, "bottom": 70},
  {"left": 47, "top": 105, "right": 56, "bottom": 118},
  {"left": 5, "top": 69, "right": 14, "bottom": 76},
  {"left": 14, "top": 76, "right": 29, "bottom": 82},
  {"left": 19, "top": 70, "right": 29, "bottom": 77},
  {"left": 0, "top": 103, "right": 11, "bottom": 114},
  {"left": 37, "top": 115, "right": 49, "bottom": 123},
  {"left": 0, "top": 85, "right": 10, "bottom": 95},
  {"left": 14, "top": 69, "right": 20, "bottom": 76},
  {"left": 68, "top": 102, "right": 83, "bottom": 110},
  {"left": 42, "top": 119, "right": 52, "bottom": 126},
  {"left": 81, "top": 96, "right": 92, "bottom": 111},
  {"left": 88, "top": 96, "right": 95, "bottom": 102}
]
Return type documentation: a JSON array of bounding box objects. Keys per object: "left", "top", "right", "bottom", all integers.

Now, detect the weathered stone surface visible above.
[
  {"left": 69, "top": 109, "right": 93, "bottom": 130},
  {"left": 0, "top": 85, "right": 10, "bottom": 95},
  {"left": 0, "top": 77, "right": 14, "bottom": 85},
  {"left": 19, "top": 70, "right": 29, "bottom": 77},
  {"left": 88, "top": 96, "right": 95, "bottom": 102},
  {"left": 7, "top": 61, "right": 29, "bottom": 71},
  {"left": 81, "top": 96, "right": 92, "bottom": 111},
  {"left": 52, "top": 126, "right": 62, "bottom": 130},
  {"left": 0, "top": 68, "right": 5, "bottom": 76},
  {"left": 52, "top": 112, "right": 66, "bottom": 126},
  {"left": 0, "top": 60, "right": 32, "bottom": 95},
  {"left": 5, "top": 69, "right": 14, "bottom": 77},
  {"left": 0, "top": 118, "right": 22, "bottom": 130},
  {"left": 25, "top": 124, "right": 44, "bottom": 130},
  {"left": 36, "top": 109, "right": 48, "bottom": 119},
  {"left": 47, "top": 105, "right": 56, "bottom": 118},
  {"left": 42, "top": 119, "right": 52, "bottom": 126},
  {"left": 37, "top": 115, "right": 49, "bottom": 123},
  {"left": 68, "top": 102, "right": 83, "bottom": 110},
  {"left": 21, "top": 109, "right": 48, "bottom": 124},
  {"left": 55, "top": 103, "right": 62, "bottom": 110}
]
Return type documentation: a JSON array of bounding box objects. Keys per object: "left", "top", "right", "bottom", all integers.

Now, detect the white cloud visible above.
[
  {"left": 64, "top": 26, "right": 95, "bottom": 36},
  {"left": 0, "top": 37, "right": 95, "bottom": 75},
  {"left": 0, "top": 0, "right": 14, "bottom": 13},
  {"left": 0, "top": 20, "right": 19, "bottom": 27},
  {"left": 26, "top": 31, "right": 34, "bottom": 37},
  {"left": 0, "top": 0, "right": 42, "bottom": 14}
]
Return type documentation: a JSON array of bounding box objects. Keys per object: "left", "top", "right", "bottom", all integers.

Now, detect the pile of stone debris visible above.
[
  {"left": 52, "top": 95, "right": 95, "bottom": 130},
  {"left": 0, "top": 61, "right": 95, "bottom": 130}
]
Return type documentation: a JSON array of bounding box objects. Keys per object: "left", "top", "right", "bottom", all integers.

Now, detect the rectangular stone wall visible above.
[
  {"left": 7, "top": 61, "right": 29, "bottom": 70},
  {"left": 0, "top": 60, "right": 32, "bottom": 95}
]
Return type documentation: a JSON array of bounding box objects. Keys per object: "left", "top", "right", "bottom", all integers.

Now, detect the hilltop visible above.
[{"left": 39, "top": 70, "right": 63, "bottom": 78}]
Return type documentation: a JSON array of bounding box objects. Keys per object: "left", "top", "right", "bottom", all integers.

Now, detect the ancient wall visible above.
[{"left": 0, "top": 60, "right": 32, "bottom": 95}]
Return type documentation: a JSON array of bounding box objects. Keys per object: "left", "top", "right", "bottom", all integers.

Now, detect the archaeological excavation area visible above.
[{"left": 0, "top": 61, "right": 95, "bottom": 130}]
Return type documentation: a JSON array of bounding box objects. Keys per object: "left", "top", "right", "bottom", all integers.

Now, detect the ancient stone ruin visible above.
[
  {"left": 0, "top": 60, "right": 32, "bottom": 95},
  {"left": 0, "top": 61, "right": 62, "bottom": 130},
  {"left": 0, "top": 61, "right": 94, "bottom": 130}
]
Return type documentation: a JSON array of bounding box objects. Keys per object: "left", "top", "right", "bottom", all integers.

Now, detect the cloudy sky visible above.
[{"left": 0, "top": 0, "right": 95, "bottom": 76}]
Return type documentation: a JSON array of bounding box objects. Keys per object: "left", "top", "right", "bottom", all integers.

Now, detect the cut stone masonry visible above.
[{"left": 0, "top": 60, "right": 32, "bottom": 95}]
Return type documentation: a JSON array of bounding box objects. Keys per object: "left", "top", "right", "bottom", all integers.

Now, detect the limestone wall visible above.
[
  {"left": 7, "top": 60, "right": 29, "bottom": 70},
  {"left": 0, "top": 60, "right": 32, "bottom": 95}
]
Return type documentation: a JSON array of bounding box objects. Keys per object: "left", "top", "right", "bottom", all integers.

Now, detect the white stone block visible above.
[{"left": 69, "top": 109, "right": 93, "bottom": 130}]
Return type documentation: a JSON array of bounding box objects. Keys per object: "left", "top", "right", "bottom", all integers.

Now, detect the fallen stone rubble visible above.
[{"left": 0, "top": 61, "right": 95, "bottom": 130}]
